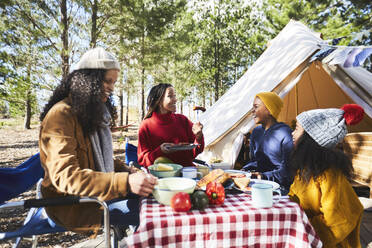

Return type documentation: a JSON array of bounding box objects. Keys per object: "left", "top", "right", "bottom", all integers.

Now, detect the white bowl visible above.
[
  {"left": 152, "top": 177, "right": 196, "bottom": 205},
  {"left": 211, "top": 162, "right": 232, "bottom": 170}
]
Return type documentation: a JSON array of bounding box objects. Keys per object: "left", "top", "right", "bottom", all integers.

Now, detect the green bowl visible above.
[
  {"left": 153, "top": 177, "right": 196, "bottom": 205},
  {"left": 148, "top": 163, "right": 183, "bottom": 178}
]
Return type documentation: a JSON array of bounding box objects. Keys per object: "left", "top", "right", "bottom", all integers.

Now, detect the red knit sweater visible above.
[{"left": 137, "top": 111, "right": 204, "bottom": 167}]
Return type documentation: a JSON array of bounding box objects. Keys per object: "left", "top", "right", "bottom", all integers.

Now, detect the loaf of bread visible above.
[
  {"left": 214, "top": 172, "right": 231, "bottom": 184},
  {"left": 197, "top": 169, "right": 224, "bottom": 187},
  {"left": 197, "top": 169, "right": 230, "bottom": 187}
]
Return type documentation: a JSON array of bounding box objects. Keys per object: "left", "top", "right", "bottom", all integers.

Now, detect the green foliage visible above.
[
  {"left": 265, "top": 0, "right": 371, "bottom": 70},
  {"left": 188, "top": 0, "right": 270, "bottom": 103},
  {"left": 0, "top": 0, "right": 370, "bottom": 120}
]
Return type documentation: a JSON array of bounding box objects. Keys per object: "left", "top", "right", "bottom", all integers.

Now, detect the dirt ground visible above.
[{"left": 0, "top": 122, "right": 139, "bottom": 248}]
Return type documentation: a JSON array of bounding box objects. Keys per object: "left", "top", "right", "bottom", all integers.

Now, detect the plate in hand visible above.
[
  {"left": 224, "top": 170, "right": 250, "bottom": 176},
  {"left": 166, "top": 143, "right": 199, "bottom": 151}
]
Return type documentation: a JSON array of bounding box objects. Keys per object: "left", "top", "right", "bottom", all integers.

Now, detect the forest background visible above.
[
  {"left": 0, "top": 0, "right": 371, "bottom": 247},
  {"left": 0, "top": 0, "right": 371, "bottom": 129}
]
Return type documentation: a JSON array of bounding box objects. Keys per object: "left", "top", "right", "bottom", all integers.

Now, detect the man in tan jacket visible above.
[{"left": 39, "top": 47, "right": 157, "bottom": 235}]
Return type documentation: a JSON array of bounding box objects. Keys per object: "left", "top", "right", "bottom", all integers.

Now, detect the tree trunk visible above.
[
  {"left": 214, "top": 40, "right": 219, "bottom": 101},
  {"left": 140, "top": 21, "right": 145, "bottom": 120},
  {"left": 24, "top": 90, "right": 32, "bottom": 130},
  {"left": 119, "top": 92, "right": 123, "bottom": 126},
  {"left": 90, "top": 0, "right": 98, "bottom": 48},
  {"left": 60, "top": 0, "right": 69, "bottom": 80},
  {"left": 141, "top": 66, "right": 145, "bottom": 120},
  {"left": 126, "top": 87, "right": 129, "bottom": 126},
  {"left": 213, "top": 2, "right": 220, "bottom": 102},
  {"left": 24, "top": 46, "right": 32, "bottom": 130}
]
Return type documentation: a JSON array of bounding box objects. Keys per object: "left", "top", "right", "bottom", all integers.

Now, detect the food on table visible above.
[
  {"left": 209, "top": 158, "right": 223, "bottom": 164},
  {"left": 154, "top": 163, "right": 174, "bottom": 171},
  {"left": 206, "top": 182, "right": 225, "bottom": 205},
  {"left": 196, "top": 165, "right": 209, "bottom": 177},
  {"left": 228, "top": 173, "right": 246, "bottom": 178},
  {"left": 214, "top": 172, "right": 230, "bottom": 184},
  {"left": 154, "top": 156, "right": 173, "bottom": 164},
  {"left": 191, "top": 190, "right": 209, "bottom": 211},
  {"left": 197, "top": 169, "right": 230, "bottom": 188},
  {"left": 233, "top": 177, "right": 251, "bottom": 191},
  {"left": 171, "top": 192, "right": 192, "bottom": 212},
  {"left": 193, "top": 106, "right": 206, "bottom": 112}
]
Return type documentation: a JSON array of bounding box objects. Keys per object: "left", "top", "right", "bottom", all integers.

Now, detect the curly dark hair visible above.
[
  {"left": 144, "top": 83, "right": 173, "bottom": 119},
  {"left": 40, "top": 69, "right": 117, "bottom": 135},
  {"left": 290, "top": 132, "right": 353, "bottom": 183}
]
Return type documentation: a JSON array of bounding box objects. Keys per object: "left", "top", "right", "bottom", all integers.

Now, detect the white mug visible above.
[
  {"left": 182, "top": 167, "right": 202, "bottom": 179},
  {"left": 251, "top": 183, "right": 281, "bottom": 208}
]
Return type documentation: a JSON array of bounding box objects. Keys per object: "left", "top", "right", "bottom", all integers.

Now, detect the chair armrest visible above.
[
  {"left": 0, "top": 196, "right": 112, "bottom": 248},
  {"left": 24, "top": 196, "right": 83, "bottom": 208}
]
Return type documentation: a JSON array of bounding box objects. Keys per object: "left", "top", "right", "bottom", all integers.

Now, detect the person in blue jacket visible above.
[{"left": 243, "top": 92, "right": 293, "bottom": 193}]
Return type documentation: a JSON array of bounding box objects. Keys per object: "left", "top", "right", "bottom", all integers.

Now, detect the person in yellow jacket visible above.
[
  {"left": 289, "top": 104, "right": 365, "bottom": 248},
  {"left": 39, "top": 47, "right": 157, "bottom": 236}
]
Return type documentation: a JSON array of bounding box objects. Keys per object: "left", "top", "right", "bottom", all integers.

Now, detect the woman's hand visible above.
[
  {"left": 192, "top": 122, "right": 203, "bottom": 140},
  {"left": 128, "top": 172, "right": 157, "bottom": 197},
  {"left": 160, "top": 143, "right": 175, "bottom": 154}
]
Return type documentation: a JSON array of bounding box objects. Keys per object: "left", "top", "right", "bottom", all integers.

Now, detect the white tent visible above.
[{"left": 197, "top": 20, "right": 372, "bottom": 168}]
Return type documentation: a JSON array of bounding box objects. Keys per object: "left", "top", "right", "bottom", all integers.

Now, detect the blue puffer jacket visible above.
[{"left": 244, "top": 122, "right": 293, "bottom": 190}]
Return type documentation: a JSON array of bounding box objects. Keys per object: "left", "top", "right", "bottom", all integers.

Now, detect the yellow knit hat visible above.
[{"left": 255, "top": 92, "right": 283, "bottom": 119}]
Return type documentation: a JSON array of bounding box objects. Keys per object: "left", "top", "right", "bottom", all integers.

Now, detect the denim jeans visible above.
[{"left": 105, "top": 194, "right": 140, "bottom": 227}]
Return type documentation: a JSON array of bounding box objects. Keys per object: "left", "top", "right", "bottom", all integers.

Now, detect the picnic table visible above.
[{"left": 126, "top": 194, "right": 322, "bottom": 248}]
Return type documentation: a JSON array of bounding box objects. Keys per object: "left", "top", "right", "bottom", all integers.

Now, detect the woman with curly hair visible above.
[
  {"left": 289, "top": 104, "right": 364, "bottom": 248},
  {"left": 39, "top": 47, "right": 157, "bottom": 236},
  {"left": 137, "top": 83, "right": 204, "bottom": 167}
]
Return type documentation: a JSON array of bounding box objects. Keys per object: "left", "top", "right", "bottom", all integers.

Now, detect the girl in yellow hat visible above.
[{"left": 243, "top": 92, "right": 293, "bottom": 193}]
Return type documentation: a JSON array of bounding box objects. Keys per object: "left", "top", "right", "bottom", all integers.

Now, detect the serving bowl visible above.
[
  {"left": 152, "top": 177, "right": 196, "bottom": 205},
  {"left": 211, "top": 162, "right": 232, "bottom": 170},
  {"left": 148, "top": 163, "right": 183, "bottom": 178}
]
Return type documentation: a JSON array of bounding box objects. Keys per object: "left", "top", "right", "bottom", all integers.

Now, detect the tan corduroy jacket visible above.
[{"left": 39, "top": 98, "right": 129, "bottom": 234}]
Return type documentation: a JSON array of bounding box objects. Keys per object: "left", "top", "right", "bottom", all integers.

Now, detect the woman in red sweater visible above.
[{"left": 138, "top": 83, "right": 204, "bottom": 167}]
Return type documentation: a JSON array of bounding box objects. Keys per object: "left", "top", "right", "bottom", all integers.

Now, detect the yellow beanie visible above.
[{"left": 255, "top": 92, "right": 283, "bottom": 119}]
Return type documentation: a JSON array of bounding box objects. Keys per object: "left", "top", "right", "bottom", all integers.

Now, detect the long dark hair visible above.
[
  {"left": 40, "top": 69, "right": 117, "bottom": 135},
  {"left": 290, "top": 132, "right": 353, "bottom": 183},
  {"left": 144, "top": 83, "right": 173, "bottom": 119}
]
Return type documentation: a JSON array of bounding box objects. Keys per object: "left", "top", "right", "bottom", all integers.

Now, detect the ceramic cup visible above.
[
  {"left": 182, "top": 167, "right": 202, "bottom": 179},
  {"left": 196, "top": 165, "right": 210, "bottom": 177},
  {"left": 251, "top": 183, "right": 281, "bottom": 208}
]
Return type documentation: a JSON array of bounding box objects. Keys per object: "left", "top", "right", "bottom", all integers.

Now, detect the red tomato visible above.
[{"left": 171, "top": 192, "right": 192, "bottom": 212}]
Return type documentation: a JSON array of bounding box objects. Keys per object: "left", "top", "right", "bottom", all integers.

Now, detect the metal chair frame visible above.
[
  {"left": 0, "top": 153, "right": 119, "bottom": 248},
  {"left": 0, "top": 195, "right": 113, "bottom": 248}
]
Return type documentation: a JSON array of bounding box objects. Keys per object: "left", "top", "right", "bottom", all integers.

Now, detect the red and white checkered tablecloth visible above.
[{"left": 126, "top": 194, "right": 322, "bottom": 248}]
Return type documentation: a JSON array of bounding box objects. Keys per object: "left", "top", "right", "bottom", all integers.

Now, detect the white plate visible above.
[
  {"left": 197, "top": 170, "right": 248, "bottom": 191},
  {"left": 233, "top": 179, "right": 280, "bottom": 193},
  {"left": 224, "top": 169, "right": 249, "bottom": 176},
  {"left": 166, "top": 144, "right": 199, "bottom": 151}
]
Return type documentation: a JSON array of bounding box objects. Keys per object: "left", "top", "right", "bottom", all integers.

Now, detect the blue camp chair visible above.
[
  {"left": 125, "top": 140, "right": 138, "bottom": 165},
  {"left": 124, "top": 139, "right": 208, "bottom": 167},
  {"left": 0, "top": 153, "right": 115, "bottom": 248}
]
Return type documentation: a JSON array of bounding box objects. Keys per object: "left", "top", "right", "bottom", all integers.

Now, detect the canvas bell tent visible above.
[{"left": 197, "top": 20, "right": 372, "bottom": 168}]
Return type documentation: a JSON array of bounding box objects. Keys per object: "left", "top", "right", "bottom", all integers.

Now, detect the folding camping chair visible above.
[
  {"left": 125, "top": 138, "right": 139, "bottom": 168},
  {"left": 0, "top": 153, "right": 117, "bottom": 248}
]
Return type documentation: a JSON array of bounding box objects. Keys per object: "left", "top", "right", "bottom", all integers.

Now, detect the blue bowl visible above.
[{"left": 148, "top": 163, "right": 183, "bottom": 178}]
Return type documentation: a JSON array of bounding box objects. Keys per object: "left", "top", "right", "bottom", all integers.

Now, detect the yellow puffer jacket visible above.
[{"left": 289, "top": 169, "right": 363, "bottom": 248}]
